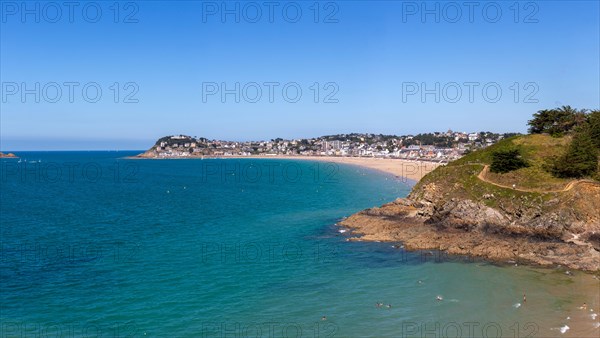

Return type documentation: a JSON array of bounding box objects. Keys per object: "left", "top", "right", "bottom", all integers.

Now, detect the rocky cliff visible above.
[{"left": 340, "top": 135, "right": 600, "bottom": 272}]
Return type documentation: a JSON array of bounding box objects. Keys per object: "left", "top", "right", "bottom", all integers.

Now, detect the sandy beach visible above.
[
  {"left": 248, "top": 156, "right": 442, "bottom": 182},
  {"left": 132, "top": 154, "right": 442, "bottom": 183}
]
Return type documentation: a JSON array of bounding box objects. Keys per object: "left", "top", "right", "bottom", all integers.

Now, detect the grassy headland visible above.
[{"left": 341, "top": 108, "right": 600, "bottom": 272}]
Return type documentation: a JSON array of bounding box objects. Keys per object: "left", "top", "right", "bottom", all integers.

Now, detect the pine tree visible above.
[
  {"left": 553, "top": 128, "right": 599, "bottom": 178},
  {"left": 527, "top": 106, "right": 587, "bottom": 136},
  {"left": 588, "top": 110, "right": 600, "bottom": 149},
  {"left": 490, "top": 148, "right": 529, "bottom": 173}
]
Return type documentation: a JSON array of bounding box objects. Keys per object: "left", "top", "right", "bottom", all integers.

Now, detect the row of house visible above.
[{"left": 149, "top": 131, "right": 513, "bottom": 162}]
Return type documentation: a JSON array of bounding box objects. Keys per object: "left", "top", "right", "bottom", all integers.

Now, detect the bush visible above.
[{"left": 490, "top": 148, "right": 529, "bottom": 173}]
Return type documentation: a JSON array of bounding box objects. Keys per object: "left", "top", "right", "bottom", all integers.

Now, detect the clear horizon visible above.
[{"left": 2, "top": 1, "right": 599, "bottom": 150}]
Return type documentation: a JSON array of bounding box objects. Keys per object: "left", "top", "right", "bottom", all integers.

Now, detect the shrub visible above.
[{"left": 490, "top": 148, "right": 529, "bottom": 173}]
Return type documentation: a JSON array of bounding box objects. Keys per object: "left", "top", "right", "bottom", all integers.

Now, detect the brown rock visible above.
[{"left": 340, "top": 188, "right": 600, "bottom": 272}]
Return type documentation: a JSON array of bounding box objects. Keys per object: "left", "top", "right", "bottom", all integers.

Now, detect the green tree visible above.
[
  {"left": 527, "top": 106, "right": 586, "bottom": 136},
  {"left": 490, "top": 148, "right": 529, "bottom": 173},
  {"left": 588, "top": 110, "right": 600, "bottom": 149},
  {"left": 553, "top": 128, "right": 599, "bottom": 178}
]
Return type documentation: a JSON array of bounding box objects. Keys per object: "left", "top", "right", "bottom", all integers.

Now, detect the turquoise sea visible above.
[{"left": 1, "top": 152, "right": 599, "bottom": 337}]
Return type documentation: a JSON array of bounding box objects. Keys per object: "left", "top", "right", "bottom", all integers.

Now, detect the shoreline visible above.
[
  {"left": 129, "top": 152, "right": 598, "bottom": 335},
  {"left": 128, "top": 155, "right": 442, "bottom": 184},
  {"left": 338, "top": 196, "right": 600, "bottom": 273}
]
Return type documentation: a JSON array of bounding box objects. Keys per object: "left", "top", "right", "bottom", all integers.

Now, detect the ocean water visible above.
[{"left": 1, "top": 152, "right": 598, "bottom": 337}]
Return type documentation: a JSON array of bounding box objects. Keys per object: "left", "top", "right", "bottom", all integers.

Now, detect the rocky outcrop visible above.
[
  {"left": 429, "top": 199, "right": 509, "bottom": 232},
  {"left": 0, "top": 152, "right": 18, "bottom": 158},
  {"left": 340, "top": 180, "right": 600, "bottom": 272}
]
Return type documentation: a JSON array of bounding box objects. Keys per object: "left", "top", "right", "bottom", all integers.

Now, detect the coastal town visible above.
[{"left": 140, "top": 131, "right": 519, "bottom": 163}]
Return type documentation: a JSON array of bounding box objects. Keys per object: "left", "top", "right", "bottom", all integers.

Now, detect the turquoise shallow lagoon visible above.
[{"left": 1, "top": 152, "right": 598, "bottom": 337}]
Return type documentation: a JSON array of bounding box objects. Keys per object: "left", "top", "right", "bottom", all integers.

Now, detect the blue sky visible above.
[{"left": 1, "top": 0, "right": 599, "bottom": 150}]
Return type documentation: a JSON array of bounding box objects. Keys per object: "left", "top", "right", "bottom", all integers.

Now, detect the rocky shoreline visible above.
[{"left": 340, "top": 180, "right": 600, "bottom": 272}]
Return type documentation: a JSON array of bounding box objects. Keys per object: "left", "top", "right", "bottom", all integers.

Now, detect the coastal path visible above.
[{"left": 477, "top": 165, "right": 600, "bottom": 193}]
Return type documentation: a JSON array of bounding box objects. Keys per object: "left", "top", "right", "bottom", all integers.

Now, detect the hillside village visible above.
[{"left": 142, "top": 131, "right": 518, "bottom": 163}]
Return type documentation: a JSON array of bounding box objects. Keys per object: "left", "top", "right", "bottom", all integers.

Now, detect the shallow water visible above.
[{"left": 1, "top": 152, "right": 598, "bottom": 337}]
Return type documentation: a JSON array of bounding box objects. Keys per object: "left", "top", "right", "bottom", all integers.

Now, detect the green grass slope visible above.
[{"left": 411, "top": 134, "right": 598, "bottom": 210}]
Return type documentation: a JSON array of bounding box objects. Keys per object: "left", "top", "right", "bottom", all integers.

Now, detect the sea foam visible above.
[{"left": 559, "top": 325, "right": 569, "bottom": 334}]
